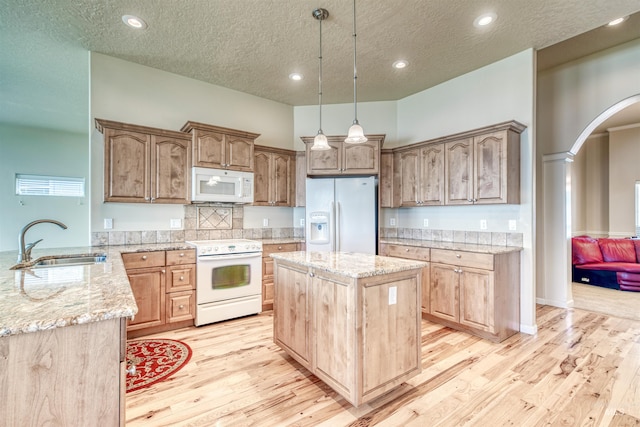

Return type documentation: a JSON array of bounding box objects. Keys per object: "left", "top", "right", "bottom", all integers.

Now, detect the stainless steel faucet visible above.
[{"left": 17, "top": 219, "right": 68, "bottom": 263}]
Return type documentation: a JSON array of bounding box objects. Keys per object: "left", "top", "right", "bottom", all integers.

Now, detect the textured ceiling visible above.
[{"left": 1, "top": 0, "right": 640, "bottom": 133}]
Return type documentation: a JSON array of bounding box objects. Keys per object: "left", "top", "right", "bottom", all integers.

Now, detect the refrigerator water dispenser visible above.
[{"left": 309, "top": 212, "right": 330, "bottom": 244}]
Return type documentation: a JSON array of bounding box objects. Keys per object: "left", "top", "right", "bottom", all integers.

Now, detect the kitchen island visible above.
[
  {"left": 271, "top": 251, "right": 427, "bottom": 407},
  {"left": 0, "top": 243, "right": 189, "bottom": 426}
]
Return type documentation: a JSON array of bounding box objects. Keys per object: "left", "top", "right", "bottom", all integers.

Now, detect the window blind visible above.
[{"left": 15, "top": 174, "right": 85, "bottom": 197}]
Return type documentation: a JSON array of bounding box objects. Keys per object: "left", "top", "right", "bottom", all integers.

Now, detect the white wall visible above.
[
  {"left": 90, "top": 53, "right": 295, "bottom": 232},
  {"left": 0, "top": 124, "right": 90, "bottom": 251},
  {"left": 609, "top": 125, "right": 640, "bottom": 236}
]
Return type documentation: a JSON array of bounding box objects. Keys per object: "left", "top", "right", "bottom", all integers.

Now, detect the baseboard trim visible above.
[
  {"left": 519, "top": 323, "right": 538, "bottom": 335},
  {"left": 536, "top": 297, "right": 574, "bottom": 308}
]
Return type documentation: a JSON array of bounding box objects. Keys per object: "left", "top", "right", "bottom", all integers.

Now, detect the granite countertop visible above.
[
  {"left": 270, "top": 251, "right": 428, "bottom": 279},
  {"left": 380, "top": 238, "right": 523, "bottom": 254},
  {"left": 0, "top": 242, "right": 193, "bottom": 338}
]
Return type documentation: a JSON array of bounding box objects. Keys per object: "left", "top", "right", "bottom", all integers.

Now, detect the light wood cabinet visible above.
[
  {"left": 181, "top": 121, "right": 259, "bottom": 172},
  {"left": 253, "top": 146, "right": 295, "bottom": 206},
  {"left": 96, "top": 119, "right": 192, "bottom": 204},
  {"left": 301, "top": 134, "right": 385, "bottom": 176},
  {"left": 426, "top": 248, "right": 520, "bottom": 342},
  {"left": 445, "top": 127, "right": 522, "bottom": 205},
  {"left": 123, "top": 249, "right": 196, "bottom": 338},
  {"left": 295, "top": 151, "right": 306, "bottom": 207},
  {"left": 261, "top": 242, "right": 300, "bottom": 311},
  {"left": 0, "top": 318, "right": 126, "bottom": 425},
  {"left": 273, "top": 258, "right": 422, "bottom": 407},
  {"left": 379, "top": 243, "right": 431, "bottom": 315},
  {"left": 394, "top": 142, "right": 445, "bottom": 207},
  {"left": 379, "top": 150, "right": 394, "bottom": 208}
]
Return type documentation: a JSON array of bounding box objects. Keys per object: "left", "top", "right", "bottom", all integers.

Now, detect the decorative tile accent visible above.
[
  {"left": 198, "top": 207, "right": 232, "bottom": 230},
  {"left": 232, "top": 205, "right": 244, "bottom": 219}
]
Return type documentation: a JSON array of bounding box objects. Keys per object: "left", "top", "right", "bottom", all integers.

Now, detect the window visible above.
[{"left": 15, "top": 174, "right": 85, "bottom": 197}]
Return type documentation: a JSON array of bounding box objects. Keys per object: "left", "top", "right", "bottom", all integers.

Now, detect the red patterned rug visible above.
[{"left": 126, "top": 338, "right": 192, "bottom": 393}]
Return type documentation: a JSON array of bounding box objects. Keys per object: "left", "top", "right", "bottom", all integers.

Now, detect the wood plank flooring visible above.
[
  {"left": 573, "top": 282, "right": 640, "bottom": 321},
  {"left": 126, "top": 305, "right": 640, "bottom": 426}
]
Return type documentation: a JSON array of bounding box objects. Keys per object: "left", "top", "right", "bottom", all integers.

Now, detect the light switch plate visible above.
[
  {"left": 103, "top": 218, "right": 113, "bottom": 229},
  {"left": 263, "top": 218, "right": 269, "bottom": 227},
  {"left": 300, "top": 218, "right": 305, "bottom": 227},
  {"left": 388, "top": 286, "right": 397, "bottom": 305},
  {"left": 170, "top": 218, "right": 182, "bottom": 229},
  {"left": 509, "top": 220, "right": 517, "bottom": 231},
  {"left": 423, "top": 218, "right": 429, "bottom": 227},
  {"left": 480, "top": 219, "right": 487, "bottom": 230},
  {"left": 390, "top": 218, "right": 396, "bottom": 226}
]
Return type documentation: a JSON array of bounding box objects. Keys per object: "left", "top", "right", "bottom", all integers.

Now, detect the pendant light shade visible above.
[
  {"left": 345, "top": 0, "right": 367, "bottom": 144},
  {"left": 311, "top": 8, "right": 331, "bottom": 151}
]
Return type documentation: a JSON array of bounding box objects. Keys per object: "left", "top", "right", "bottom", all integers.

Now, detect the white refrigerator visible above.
[{"left": 305, "top": 176, "right": 377, "bottom": 254}]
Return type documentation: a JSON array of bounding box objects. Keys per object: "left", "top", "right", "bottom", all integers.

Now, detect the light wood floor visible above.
[
  {"left": 573, "top": 282, "right": 640, "bottom": 321},
  {"left": 126, "top": 306, "right": 640, "bottom": 426}
]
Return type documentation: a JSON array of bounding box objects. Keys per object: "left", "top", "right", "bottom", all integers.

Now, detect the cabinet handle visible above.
[
  {"left": 126, "top": 365, "right": 137, "bottom": 376},
  {"left": 161, "top": 269, "right": 165, "bottom": 274},
  {"left": 179, "top": 276, "right": 184, "bottom": 281},
  {"left": 179, "top": 253, "right": 184, "bottom": 257},
  {"left": 309, "top": 272, "right": 315, "bottom": 277},
  {"left": 456, "top": 254, "right": 461, "bottom": 258},
  {"left": 405, "top": 248, "right": 410, "bottom": 252},
  {"left": 142, "top": 255, "right": 147, "bottom": 260},
  {"left": 179, "top": 304, "right": 185, "bottom": 309},
  {"left": 278, "top": 246, "right": 282, "bottom": 250}
]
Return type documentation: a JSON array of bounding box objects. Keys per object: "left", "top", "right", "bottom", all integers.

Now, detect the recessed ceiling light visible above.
[
  {"left": 122, "top": 15, "right": 147, "bottom": 30},
  {"left": 607, "top": 16, "right": 628, "bottom": 26},
  {"left": 392, "top": 60, "right": 409, "bottom": 69},
  {"left": 289, "top": 73, "right": 303, "bottom": 81},
  {"left": 474, "top": 12, "right": 497, "bottom": 28}
]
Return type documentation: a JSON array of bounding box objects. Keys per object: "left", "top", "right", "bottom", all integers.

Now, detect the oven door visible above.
[{"left": 196, "top": 252, "right": 262, "bottom": 304}]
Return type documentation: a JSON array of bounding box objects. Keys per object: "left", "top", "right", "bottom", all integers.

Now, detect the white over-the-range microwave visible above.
[{"left": 191, "top": 167, "right": 254, "bottom": 203}]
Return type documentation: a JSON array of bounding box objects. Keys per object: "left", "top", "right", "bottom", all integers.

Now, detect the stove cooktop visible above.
[{"left": 186, "top": 239, "right": 262, "bottom": 255}]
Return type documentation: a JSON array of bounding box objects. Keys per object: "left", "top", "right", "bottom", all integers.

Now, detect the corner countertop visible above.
[
  {"left": 380, "top": 238, "right": 523, "bottom": 254},
  {"left": 0, "top": 243, "right": 193, "bottom": 338},
  {"left": 270, "top": 251, "right": 428, "bottom": 279}
]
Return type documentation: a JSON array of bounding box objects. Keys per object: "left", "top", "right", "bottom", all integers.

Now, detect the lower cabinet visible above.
[
  {"left": 123, "top": 249, "right": 196, "bottom": 338},
  {"left": 0, "top": 318, "right": 126, "bottom": 425},
  {"left": 261, "top": 242, "right": 300, "bottom": 311}
]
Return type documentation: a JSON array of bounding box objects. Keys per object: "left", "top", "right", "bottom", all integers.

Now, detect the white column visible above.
[{"left": 540, "top": 152, "right": 574, "bottom": 308}]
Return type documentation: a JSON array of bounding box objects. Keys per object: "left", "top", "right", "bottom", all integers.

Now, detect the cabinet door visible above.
[
  {"left": 226, "top": 136, "right": 254, "bottom": 171},
  {"left": 419, "top": 144, "right": 444, "bottom": 205},
  {"left": 445, "top": 138, "right": 473, "bottom": 205},
  {"left": 104, "top": 129, "right": 150, "bottom": 202},
  {"left": 459, "top": 267, "right": 494, "bottom": 332},
  {"left": 474, "top": 130, "right": 508, "bottom": 204},
  {"left": 379, "top": 151, "right": 394, "bottom": 208},
  {"left": 307, "top": 140, "right": 341, "bottom": 175},
  {"left": 253, "top": 150, "right": 271, "bottom": 205},
  {"left": 127, "top": 267, "right": 165, "bottom": 330},
  {"left": 167, "top": 264, "right": 195, "bottom": 293},
  {"left": 396, "top": 149, "right": 419, "bottom": 207},
  {"left": 193, "top": 129, "right": 226, "bottom": 168},
  {"left": 272, "top": 152, "right": 291, "bottom": 206},
  {"left": 295, "top": 151, "right": 306, "bottom": 207},
  {"left": 274, "top": 263, "right": 311, "bottom": 367},
  {"left": 166, "top": 290, "right": 195, "bottom": 323},
  {"left": 151, "top": 135, "right": 191, "bottom": 204},
  {"left": 429, "top": 263, "right": 459, "bottom": 322},
  {"left": 421, "top": 264, "right": 431, "bottom": 314},
  {"left": 343, "top": 140, "right": 379, "bottom": 174}
]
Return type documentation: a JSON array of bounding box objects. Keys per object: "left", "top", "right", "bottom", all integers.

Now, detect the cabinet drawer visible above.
[
  {"left": 263, "top": 243, "right": 299, "bottom": 256},
  {"left": 122, "top": 251, "right": 165, "bottom": 269},
  {"left": 166, "top": 249, "right": 196, "bottom": 265},
  {"left": 381, "top": 244, "right": 430, "bottom": 261},
  {"left": 166, "top": 291, "right": 195, "bottom": 323},
  {"left": 431, "top": 249, "right": 494, "bottom": 270},
  {"left": 167, "top": 265, "right": 195, "bottom": 292},
  {"left": 263, "top": 281, "right": 274, "bottom": 305}
]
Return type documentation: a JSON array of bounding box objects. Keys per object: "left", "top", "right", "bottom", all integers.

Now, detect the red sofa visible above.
[{"left": 572, "top": 236, "right": 640, "bottom": 292}]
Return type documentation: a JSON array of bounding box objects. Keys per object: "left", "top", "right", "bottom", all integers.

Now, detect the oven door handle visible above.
[{"left": 197, "top": 252, "right": 261, "bottom": 262}]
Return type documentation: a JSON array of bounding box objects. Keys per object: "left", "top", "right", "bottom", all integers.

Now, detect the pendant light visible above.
[
  {"left": 311, "top": 8, "right": 330, "bottom": 151},
  {"left": 345, "top": 0, "right": 367, "bottom": 144}
]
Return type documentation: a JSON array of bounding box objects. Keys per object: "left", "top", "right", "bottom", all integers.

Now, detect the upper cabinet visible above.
[
  {"left": 394, "top": 143, "right": 445, "bottom": 207},
  {"left": 96, "top": 119, "right": 191, "bottom": 204},
  {"left": 181, "top": 121, "right": 259, "bottom": 172},
  {"left": 445, "top": 125, "right": 523, "bottom": 205},
  {"left": 295, "top": 151, "right": 306, "bottom": 207},
  {"left": 300, "top": 135, "right": 385, "bottom": 176},
  {"left": 253, "top": 146, "right": 295, "bottom": 207}
]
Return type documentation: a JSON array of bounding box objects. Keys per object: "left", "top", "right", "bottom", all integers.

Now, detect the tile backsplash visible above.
[
  {"left": 91, "top": 204, "right": 304, "bottom": 246},
  {"left": 380, "top": 227, "right": 523, "bottom": 247}
]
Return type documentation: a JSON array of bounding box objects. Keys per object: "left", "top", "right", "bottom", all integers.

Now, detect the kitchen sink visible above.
[{"left": 32, "top": 254, "right": 108, "bottom": 268}]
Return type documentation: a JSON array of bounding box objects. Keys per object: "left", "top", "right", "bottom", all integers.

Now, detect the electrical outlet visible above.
[
  {"left": 170, "top": 218, "right": 182, "bottom": 229},
  {"left": 480, "top": 219, "right": 487, "bottom": 230},
  {"left": 509, "top": 220, "right": 517, "bottom": 231},
  {"left": 262, "top": 218, "right": 269, "bottom": 227},
  {"left": 423, "top": 218, "right": 429, "bottom": 227},
  {"left": 103, "top": 218, "right": 113, "bottom": 229},
  {"left": 388, "top": 286, "right": 397, "bottom": 305},
  {"left": 390, "top": 218, "right": 396, "bottom": 226},
  {"left": 300, "top": 218, "right": 305, "bottom": 227}
]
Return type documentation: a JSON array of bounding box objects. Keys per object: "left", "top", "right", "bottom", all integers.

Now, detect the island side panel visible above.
[
  {"left": 358, "top": 269, "right": 422, "bottom": 404},
  {"left": 313, "top": 269, "right": 356, "bottom": 403},
  {"left": 273, "top": 260, "right": 312, "bottom": 369}
]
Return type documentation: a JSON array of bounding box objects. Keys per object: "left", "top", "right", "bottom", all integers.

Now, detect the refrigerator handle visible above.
[
  {"left": 330, "top": 201, "right": 336, "bottom": 251},
  {"left": 336, "top": 201, "right": 341, "bottom": 252}
]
